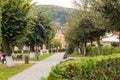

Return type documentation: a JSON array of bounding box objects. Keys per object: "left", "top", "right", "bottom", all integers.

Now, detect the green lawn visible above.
[
  {"left": 0, "top": 53, "right": 54, "bottom": 80},
  {"left": 32, "top": 53, "right": 54, "bottom": 61},
  {"left": 68, "top": 52, "right": 84, "bottom": 57},
  {"left": 0, "top": 64, "right": 32, "bottom": 80}
]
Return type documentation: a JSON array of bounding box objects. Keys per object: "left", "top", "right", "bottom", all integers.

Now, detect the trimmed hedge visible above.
[
  {"left": 47, "top": 54, "right": 120, "bottom": 80},
  {"left": 88, "top": 46, "right": 120, "bottom": 56},
  {"left": 14, "top": 50, "right": 29, "bottom": 54}
]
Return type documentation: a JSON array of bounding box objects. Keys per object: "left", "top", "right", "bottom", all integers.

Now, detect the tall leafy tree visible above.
[
  {"left": 97, "top": 0, "right": 120, "bottom": 46},
  {"left": 65, "top": 0, "right": 107, "bottom": 55},
  {"left": 2, "top": 0, "right": 33, "bottom": 67},
  {"left": 51, "top": 38, "right": 62, "bottom": 52},
  {"left": 78, "top": 18, "right": 94, "bottom": 56},
  {"left": 0, "top": 0, "right": 2, "bottom": 49},
  {"left": 26, "top": 10, "right": 54, "bottom": 59}
]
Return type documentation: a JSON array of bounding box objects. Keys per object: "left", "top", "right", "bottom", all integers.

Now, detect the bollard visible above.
[{"left": 25, "top": 55, "right": 29, "bottom": 64}]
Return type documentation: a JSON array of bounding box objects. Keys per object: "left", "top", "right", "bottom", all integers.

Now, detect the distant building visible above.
[
  {"left": 101, "top": 32, "right": 120, "bottom": 46},
  {"left": 54, "top": 26, "right": 67, "bottom": 49}
]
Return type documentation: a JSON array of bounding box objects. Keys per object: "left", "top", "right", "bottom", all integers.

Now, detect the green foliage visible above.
[
  {"left": 47, "top": 53, "right": 120, "bottom": 80},
  {"left": 14, "top": 50, "right": 22, "bottom": 54},
  {"left": 14, "top": 50, "right": 29, "bottom": 54},
  {"left": 59, "top": 49, "right": 66, "bottom": 52},
  {"left": 1, "top": 0, "right": 34, "bottom": 49},
  {"left": 26, "top": 9, "right": 54, "bottom": 47},
  {"left": 41, "top": 77, "right": 47, "bottom": 80},
  {"left": 68, "top": 51, "right": 84, "bottom": 57},
  {"left": 66, "top": 44, "right": 74, "bottom": 54},
  {"left": 51, "top": 38, "right": 62, "bottom": 49},
  {"left": 96, "top": 0, "right": 120, "bottom": 47},
  {"left": 97, "top": 0, "right": 120, "bottom": 30},
  {"left": 0, "top": 64, "right": 32, "bottom": 80},
  {"left": 65, "top": 0, "right": 108, "bottom": 55},
  {"left": 65, "top": 27, "right": 78, "bottom": 46},
  {"left": 36, "top": 53, "right": 54, "bottom": 61},
  {"left": 0, "top": 0, "right": 2, "bottom": 49},
  {"left": 88, "top": 46, "right": 120, "bottom": 56}
]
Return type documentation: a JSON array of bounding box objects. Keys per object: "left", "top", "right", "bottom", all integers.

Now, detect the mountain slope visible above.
[{"left": 34, "top": 5, "right": 76, "bottom": 26}]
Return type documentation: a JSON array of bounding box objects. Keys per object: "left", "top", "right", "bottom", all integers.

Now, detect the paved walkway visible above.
[{"left": 8, "top": 52, "right": 65, "bottom": 80}]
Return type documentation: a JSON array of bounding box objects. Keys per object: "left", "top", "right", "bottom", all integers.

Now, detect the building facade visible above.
[{"left": 54, "top": 26, "right": 67, "bottom": 49}]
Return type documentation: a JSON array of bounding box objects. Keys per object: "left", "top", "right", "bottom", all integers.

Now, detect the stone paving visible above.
[{"left": 8, "top": 52, "right": 64, "bottom": 80}]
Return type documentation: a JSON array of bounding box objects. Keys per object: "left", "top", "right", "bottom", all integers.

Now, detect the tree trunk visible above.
[
  {"left": 35, "top": 45, "right": 39, "bottom": 60},
  {"left": 78, "top": 48, "right": 81, "bottom": 54},
  {"left": 2, "top": 37, "right": 14, "bottom": 67},
  {"left": 40, "top": 45, "right": 43, "bottom": 55},
  {"left": 36, "top": 45, "right": 38, "bottom": 54},
  {"left": 83, "top": 42, "right": 87, "bottom": 56},
  {"left": 90, "top": 40, "right": 93, "bottom": 46},
  {"left": 97, "top": 36, "right": 101, "bottom": 55},
  {"left": 78, "top": 42, "right": 81, "bottom": 54},
  {"left": 30, "top": 44, "right": 35, "bottom": 59}
]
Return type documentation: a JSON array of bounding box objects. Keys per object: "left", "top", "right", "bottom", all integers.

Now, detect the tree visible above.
[
  {"left": 97, "top": 0, "right": 120, "bottom": 46},
  {"left": 2, "top": 0, "right": 33, "bottom": 67},
  {"left": 0, "top": 0, "right": 2, "bottom": 49},
  {"left": 65, "top": 0, "right": 107, "bottom": 55},
  {"left": 51, "top": 38, "right": 62, "bottom": 51},
  {"left": 26, "top": 10, "right": 54, "bottom": 59}
]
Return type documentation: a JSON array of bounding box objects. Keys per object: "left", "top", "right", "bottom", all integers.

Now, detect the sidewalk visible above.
[{"left": 8, "top": 52, "right": 64, "bottom": 80}]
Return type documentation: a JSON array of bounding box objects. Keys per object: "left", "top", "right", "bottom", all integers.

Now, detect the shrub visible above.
[
  {"left": 88, "top": 46, "right": 120, "bottom": 56},
  {"left": 24, "top": 50, "right": 30, "bottom": 53},
  {"left": 14, "top": 50, "right": 21, "bottom": 54},
  {"left": 14, "top": 50, "right": 30, "bottom": 54},
  {"left": 59, "top": 49, "right": 66, "bottom": 52},
  {"left": 47, "top": 54, "right": 120, "bottom": 80},
  {"left": 66, "top": 44, "right": 74, "bottom": 54}
]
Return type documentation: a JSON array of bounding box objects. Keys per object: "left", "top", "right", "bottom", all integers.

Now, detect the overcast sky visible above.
[{"left": 32, "top": 0, "right": 74, "bottom": 8}]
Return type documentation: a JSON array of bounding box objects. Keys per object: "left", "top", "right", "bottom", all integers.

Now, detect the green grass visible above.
[
  {"left": 68, "top": 52, "right": 84, "bottom": 57},
  {"left": 13, "top": 53, "right": 54, "bottom": 61},
  {"left": 0, "top": 64, "right": 32, "bottom": 80},
  {"left": 33, "top": 53, "right": 54, "bottom": 61},
  {"left": 0, "top": 53, "right": 54, "bottom": 80}
]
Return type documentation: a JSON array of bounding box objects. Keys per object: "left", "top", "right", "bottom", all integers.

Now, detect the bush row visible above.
[
  {"left": 49, "top": 49, "right": 66, "bottom": 53},
  {"left": 88, "top": 46, "right": 120, "bottom": 56},
  {"left": 47, "top": 54, "right": 120, "bottom": 80},
  {"left": 14, "top": 50, "right": 29, "bottom": 54},
  {"left": 14, "top": 49, "right": 66, "bottom": 54}
]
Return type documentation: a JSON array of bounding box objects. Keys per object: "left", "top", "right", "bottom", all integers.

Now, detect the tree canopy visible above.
[
  {"left": 94, "top": 0, "right": 120, "bottom": 47},
  {"left": 2, "top": 0, "right": 33, "bottom": 56},
  {"left": 51, "top": 38, "right": 62, "bottom": 49},
  {"left": 97, "top": 0, "right": 120, "bottom": 31},
  {"left": 26, "top": 9, "right": 55, "bottom": 52},
  {"left": 65, "top": 0, "right": 107, "bottom": 55},
  {"left": 0, "top": 0, "right": 2, "bottom": 48}
]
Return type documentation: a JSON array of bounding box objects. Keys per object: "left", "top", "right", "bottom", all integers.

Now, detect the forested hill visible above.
[{"left": 34, "top": 5, "right": 76, "bottom": 26}]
